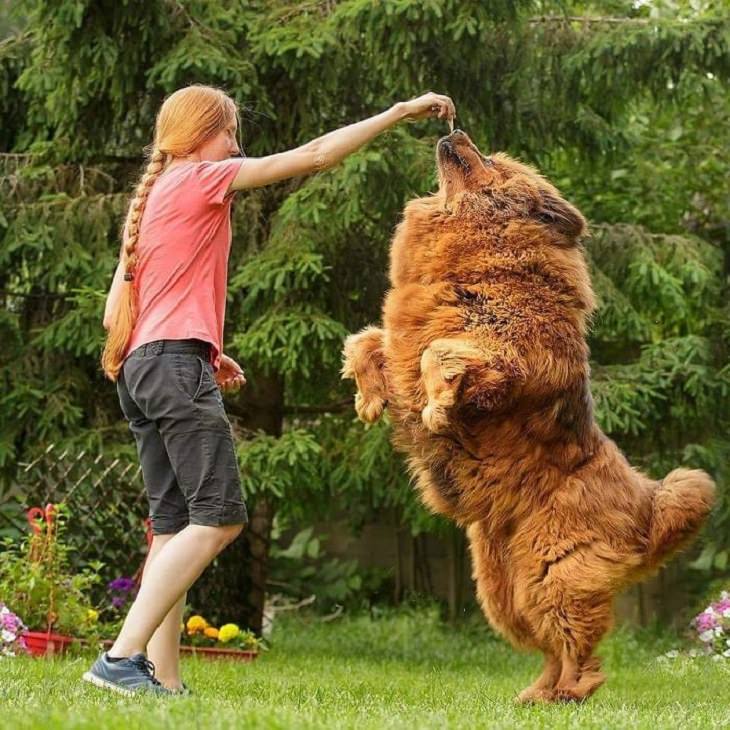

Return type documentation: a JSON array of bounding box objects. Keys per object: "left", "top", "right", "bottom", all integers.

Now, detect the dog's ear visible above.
[{"left": 535, "top": 189, "right": 586, "bottom": 241}]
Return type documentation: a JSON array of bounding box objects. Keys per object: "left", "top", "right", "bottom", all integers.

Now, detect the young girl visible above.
[{"left": 85, "top": 84, "right": 455, "bottom": 696}]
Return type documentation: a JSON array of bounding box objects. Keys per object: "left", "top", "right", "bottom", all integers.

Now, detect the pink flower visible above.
[
  {"left": 2, "top": 613, "right": 20, "bottom": 632},
  {"left": 695, "top": 610, "right": 717, "bottom": 632}
]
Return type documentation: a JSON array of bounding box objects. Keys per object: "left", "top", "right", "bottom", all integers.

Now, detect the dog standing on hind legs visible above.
[{"left": 341, "top": 129, "right": 715, "bottom": 703}]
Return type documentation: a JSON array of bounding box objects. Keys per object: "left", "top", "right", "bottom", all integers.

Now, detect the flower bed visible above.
[
  {"left": 179, "top": 645, "right": 259, "bottom": 661},
  {"left": 98, "top": 614, "right": 264, "bottom": 661},
  {"left": 181, "top": 614, "right": 264, "bottom": 660}
]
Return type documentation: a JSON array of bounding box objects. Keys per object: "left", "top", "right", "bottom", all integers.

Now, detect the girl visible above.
[{"left": 85, "top": 84, "right": 455, "bottom": 696}]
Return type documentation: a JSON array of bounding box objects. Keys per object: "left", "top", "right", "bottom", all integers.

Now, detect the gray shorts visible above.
[{"left": 117, "top": 338, "right": 248, "bottom": 535}]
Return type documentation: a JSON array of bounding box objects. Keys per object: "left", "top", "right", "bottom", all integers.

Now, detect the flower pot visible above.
[
  {"left": 23, "top": 630, "right": 75, "bottom": 657},
  {"left": 101, "top": 639, "right": 259, "bottom": 661},
  {"left": 180, "top": 645, "right": 259, "bottom": 661}
]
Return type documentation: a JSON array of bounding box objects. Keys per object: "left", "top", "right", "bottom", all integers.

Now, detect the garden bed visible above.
[{"left": 100, "top": 639, "right": 259, "bottom": 661}]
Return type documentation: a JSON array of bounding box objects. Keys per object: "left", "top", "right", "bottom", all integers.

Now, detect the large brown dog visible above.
[{"left": 341, "top": 130, "right": 715, "bottom": 703}]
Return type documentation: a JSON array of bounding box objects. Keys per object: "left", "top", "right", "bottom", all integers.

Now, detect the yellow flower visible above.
[
  {"left": 86, "top": 609, "right": 99, "bottom": 623},
  {"left": 218, "top": 623, "right": 240, "bottom": 643},
  {"left": 204, "top": 627, "right": 219, "bottom": 639},
  {"left": 186, "top": 615, "right": 208, "bottom": 634}
]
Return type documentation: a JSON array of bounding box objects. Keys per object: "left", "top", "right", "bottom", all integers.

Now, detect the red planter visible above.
[
  {"left": 100, "top": 639, "right": 259, "bottom": 661},
  {"left": 23, "top": 630, "right": 76, "bottom": 657},
  {"left": 179, "top": 645, "right": 259, "bottom": 661}
]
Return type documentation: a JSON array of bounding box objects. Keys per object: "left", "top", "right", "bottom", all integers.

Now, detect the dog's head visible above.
[
  {"left": 435, "top": 129, "right": 586, "bottom": 242},
  {"left": 389, "top": 130, "right": 594, "bottom": 312}
]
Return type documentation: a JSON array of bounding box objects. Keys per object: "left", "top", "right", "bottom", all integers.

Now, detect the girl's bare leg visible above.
[
  {"left": 108, "top": 523, "right": 243, "bottom": 666},
  {"left": 139, "top": 534, "right": 186, "bottom": 690}
]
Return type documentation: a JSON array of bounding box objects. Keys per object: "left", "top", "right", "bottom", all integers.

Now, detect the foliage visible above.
[
  {"left": 1, "top": 0, "right": 729, "bottom": 622},
  {"left": 267, "top": 524, "right": 387, "bottom": 609}
]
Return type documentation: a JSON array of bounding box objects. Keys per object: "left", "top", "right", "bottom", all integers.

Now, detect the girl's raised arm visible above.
[{"left": 229, "top": 92, "right": 455, "bottom": 191}]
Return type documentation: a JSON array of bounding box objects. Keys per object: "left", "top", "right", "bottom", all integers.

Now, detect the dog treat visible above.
[{"left": 431, "top": 103, "right": 454, "bottom": 132}]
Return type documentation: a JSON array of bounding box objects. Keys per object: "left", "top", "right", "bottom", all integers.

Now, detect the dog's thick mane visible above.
[{"left": 390, "top": 191, "right": 596, "bottom": 328}]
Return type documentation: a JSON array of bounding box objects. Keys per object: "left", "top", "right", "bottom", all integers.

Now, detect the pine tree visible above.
[{"left": 1, "top": 1, "right": 728, "bottom": 627}]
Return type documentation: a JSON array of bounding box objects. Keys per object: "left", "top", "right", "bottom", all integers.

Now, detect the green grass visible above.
[{"left": 2, "top": 607, "right": 729, "bottom": 729}]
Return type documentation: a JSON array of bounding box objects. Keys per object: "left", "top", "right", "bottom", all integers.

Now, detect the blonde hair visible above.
[{"left": 100, "top": 85, "right": 239, "bottom": 381}]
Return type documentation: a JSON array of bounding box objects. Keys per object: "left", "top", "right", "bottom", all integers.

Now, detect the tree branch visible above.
[
  {"left": 528, "top": 15, "right": 721, "bottom": 26},
  {"left": 283, "top": 399, "right": 353, "bottom": 415}
]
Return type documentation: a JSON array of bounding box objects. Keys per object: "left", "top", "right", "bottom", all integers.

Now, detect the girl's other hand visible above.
[{"left": 217, "top": 353, "right": 246, "bottom": 393}]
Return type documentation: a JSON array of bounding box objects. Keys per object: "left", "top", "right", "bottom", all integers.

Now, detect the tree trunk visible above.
[
  {"left": 244, "top": 496, "right": 275, "bottom": 634},
  {"left": 447, "top": 527, "right": 465, "bottom": 622}
]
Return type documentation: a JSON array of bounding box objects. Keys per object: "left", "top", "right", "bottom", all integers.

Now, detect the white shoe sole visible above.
[{"left": 82, "top": 671, "right": 136, "bottom": 697}]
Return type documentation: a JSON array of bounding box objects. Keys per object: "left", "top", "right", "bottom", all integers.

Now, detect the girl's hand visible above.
[
  {"left": 399, "top": 92, "right": 456, "bottom": 127},
  {"left": 216, "top": 353, "right": 246, "bottom": 393}
]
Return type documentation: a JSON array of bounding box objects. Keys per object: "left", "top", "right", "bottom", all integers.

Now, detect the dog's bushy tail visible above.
[{"left": 646, "top": 468, "right": 715, "bottom": 569}]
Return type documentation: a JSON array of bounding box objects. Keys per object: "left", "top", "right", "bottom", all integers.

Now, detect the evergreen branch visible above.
[
  {"left": 0, "top": 30, "right": 32, "bottom": 52},
  {"left": 527, "top": 15, "right": 717, "bottom": 26},
  {"left": 590, "top": 222, "right": 687, "bottom": 240},
  {"left": 283, "top": 399, "right": 352, "bottom": 415},
  {"left": 1, "top": 289, "right": 73, "bottom": 301},
  {"left": 2, "top": 192, "right": 124, "bottom": 211},
  {"left": 273, "top": 0, "right": 338, "bottom": 24}
]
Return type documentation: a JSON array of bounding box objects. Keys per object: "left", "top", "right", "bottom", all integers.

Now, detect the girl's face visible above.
[{"left": 195, "top": 119, "right": 241, "bottom": 161}]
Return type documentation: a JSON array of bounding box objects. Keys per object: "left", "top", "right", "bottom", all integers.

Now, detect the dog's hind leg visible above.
[
  {"left": 515, "top": 652, "right": 561, "bottom": 705},
  {"left": 342, "top": 326, "right": 389, "bottom": 423},
  {"left": 553, "top": 649, "right": 606, "bottom": 703},
  {"left": 549, "top": 600, "right": 611, "bottom": 703}
]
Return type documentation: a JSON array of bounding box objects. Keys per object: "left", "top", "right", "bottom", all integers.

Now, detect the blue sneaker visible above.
[{"left": 82, "top": 652, "right": 172, "bottom": 696}]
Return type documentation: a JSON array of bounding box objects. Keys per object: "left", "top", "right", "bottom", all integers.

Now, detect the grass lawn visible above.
[{"left": 1, "top": 606, "right": 728, "bottom": 729}]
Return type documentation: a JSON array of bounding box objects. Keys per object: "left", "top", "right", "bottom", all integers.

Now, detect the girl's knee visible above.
[{"left": 218, "top": 521, "right": 245, "bottom": 547}]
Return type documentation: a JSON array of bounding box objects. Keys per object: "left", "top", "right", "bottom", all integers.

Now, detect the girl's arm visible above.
[
  {"left": 103, "top": 262, "right": 124, "bottom": 330},
  {"left": 103, "top": 235, "right": 127, "bottom": 330},
  {"left": 229, "top": 92, "right": 455, "bottom": 191}
]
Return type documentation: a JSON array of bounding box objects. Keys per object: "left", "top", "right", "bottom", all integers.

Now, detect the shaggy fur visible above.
[{"left": 342, "top": 130, "right": 715, "bottom": 703}]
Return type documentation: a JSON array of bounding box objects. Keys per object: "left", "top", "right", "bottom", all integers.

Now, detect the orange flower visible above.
[
  {"left": 204, "top": 626, "right": 219, "bottom": 639},
  {"left": 186, "top": 615, "right": 208, "bottom": 634}
]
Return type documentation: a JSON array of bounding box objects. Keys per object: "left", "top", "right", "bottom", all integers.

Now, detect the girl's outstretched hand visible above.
[
  {"left": 217, "top": 353, "right": 246, "bottom": 393},
  {"left": 399, "top": 92, "right": 456, "bottom": 127}
]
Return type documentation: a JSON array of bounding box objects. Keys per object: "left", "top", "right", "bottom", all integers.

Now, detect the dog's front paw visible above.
[
  {"left": 342, "top": 327, "right": 389, "bottom": 424},
  {"left": 355, "top": 392, "right": 386, "bottom": 424},
  {"left": 421, "top": 391, "right": 456, "bottom": 434},
  {"left": 420, "top": 342, "right": 465, "bottom": 434}
]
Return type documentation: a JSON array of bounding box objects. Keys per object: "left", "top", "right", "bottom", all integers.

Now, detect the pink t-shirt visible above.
[{"left": 123, "top": 157, "right": 245, "bottom": 373}]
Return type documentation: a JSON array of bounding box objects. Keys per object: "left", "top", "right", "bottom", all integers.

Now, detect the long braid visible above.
[
  {"left": 122, "top": 148, "right": 167, "bottom": 281},
  {"left": 100, "top": 148, "right": 168, "bottom": 381}
]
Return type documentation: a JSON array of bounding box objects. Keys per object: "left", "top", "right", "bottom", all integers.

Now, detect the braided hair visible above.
[{"left": 122, "top": 148, "right": 168, "bottom": 283}]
